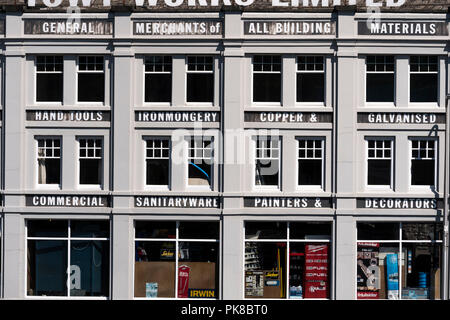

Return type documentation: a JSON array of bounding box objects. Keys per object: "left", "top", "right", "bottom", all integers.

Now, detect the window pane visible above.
[
  {"left": 178, "top": 242, "right": 219, "bottom": 299},
  {"left": 401, "top": 243, "right": 441, "bottom": 300},
  {"left": 28, "top": 220, "right": 68, "bottom": 237},
  {"left": 357, "top": 243, "right": 399, "bottom": 300},
  {"left": 36, "top": 74, "right": 63, "bottom": 102},
  {"left": 410, "top": 74, "right": 438, "bottom": 103},
  {"left": 290, "top": 222, "right": 331, "bottom": 240},
  {"left": 368, "top": 160, "right": 391, "bottom": 185},
  {"left": 70, "top": 240, "right": 109, "bottom": 296},
  {"left": 27, "top": 240, "right": 68, "bottom": 296},
  {"left": 187, "top": 74, "right": 214, "bottom": 103},
  {"left": 298, "top": 159, "right": 322, "bottom": 185},
  {"left": 366, "top": 73, "right": 394, "bottom": 102},
  {"left": 146, "top": 159, "right": 169, "bottom": 185},
  {"left": 78, "top": 73, "right": 104, "bottom": 102},
  {"left": 402, "top": 223, "right": 443, "bottom": 241},
  {"left": 357, "top": 223, "right": 399, "bottom": 240},
  {"left": 245, "top": 222, "right": 287, "bottom": 239},
  {"left": 411, "top": 160, "right": 435, "bottom": 186},
  {"left": 135, "top": 221, "right": 176, "bottom": 239},
  {"left": 71, "top": 220, "right": 109, "bottom": 238},
  {"left": 244, "top": 242, "right": 287, "bottom": 298},
  {"left": 178, "top": 222, "right": 219, "bottom": 240},
  {"left": 145, "top": 74, "right": 172, "bottom": 103},
  {"left": 188, "top": 160, "right": 211, "bottom": 186},
  {"left": 255, "top": 159, "right": 279, "bottom": 186},
  {"left": 134, "top": 241, "right": 175, "bottom": 298},
  {"left": 253, "top": 73, "right": 281, "bottom": 103},
  {"left": 296, "top": 73, "right": 325, "bottom": 103},
  {"left": 38, "top": 158, "right": 61, "bottom": 184},
  {"left": 289, "top": 243, "right": 330, "bottom": 299},
  {"left": 80, "top": 159, "right": 102, "bottom": 185}
]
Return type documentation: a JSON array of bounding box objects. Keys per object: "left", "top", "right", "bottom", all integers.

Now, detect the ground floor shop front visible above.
[{"left": 0, "top": 212, "right": 446, "bottom": 300}]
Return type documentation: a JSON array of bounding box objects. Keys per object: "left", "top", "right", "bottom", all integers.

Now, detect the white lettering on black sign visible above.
[
  {"left": 245, "top": 112, "right": 332, "bottom": 123},
  {"left": 358, "top": 21, "right": 448, "bottom": 36},
  {"left": 357, "top": 198, "right": 441, "bottom": 209},
  {"left": 24, "top": 20, "right": 113, "bottom": 35},
  {"left": 244, "top": 21, "right": 335, "bottom": 35},
  {"left": 133, "top": 20, "right": 222, "bottom": 36},
  {"left": 358, "top": 113, "right": 445, "bottom": 124},
  {"left": 135, "top": 196, "right": 220, "bottom": 208},
  {"left": 135, "top": 111, "right": 219, "bottom": 123},
  {"left": 244, "top": 197, "right": 331, "bottom": 208},
  {"left": 27, "top": 111, "right": 110, "bottom": 122},
  {"left": 26, "top": 195, "right": 109, "bottom": 207}
]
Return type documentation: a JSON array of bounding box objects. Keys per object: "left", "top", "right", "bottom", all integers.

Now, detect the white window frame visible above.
[
  {"left": 187, "top": 136, "right": 214, "bottom": 191},
  {"left": 144, "top": 137, "right": 171, "bottom": 191},
  {"left": 35, "top": 55, "right": 63, "bottom": 105},
  {"left": 36, "top": 137, "right": 62, "bottom": 190},
  {"left": 77, "top": 137, "right": 103, "bottom": 190},
  {"left": 251, "top": 55, "right": 282, "bottom": 106},
  {"left": 356, "top": 222, "right": 443, "bottom": 300},
  {"left": 253, "top": 136, "right": 281, "bottom": 191},
  {"left": 365, "top": 137, "right": 394, "bottom": 191},
  {"left": 409, "top": 55, "right": 439, "bottom": 107},
  {"left": 296, "top": 137, "right": 325, "bottom": 191},
  {"left": 295, "top": 55, "right": 326, "bottom": 106},
  {"left": 243, "top": 221, "right": 332, "bottom": 300},
  {"left": 133, "top": 220, "right": 220, "bottom": 300},
  {"left": 76, "top": 55, "right": 105, "bottom": 105},
  {"left": 143, "top": 55, "right": 172, "bottom": 106},
  {"left": 365, "top": 55, "right": 396, "bottom": 107},
  {"left": 24, "top": 219, "right": 110, "bottom": 299},
  {"left": 409, "top": 138, "right": 438, "bottom": 191},
  {"left": 185, "top": 55, "right": 214, "bottom": 106}
]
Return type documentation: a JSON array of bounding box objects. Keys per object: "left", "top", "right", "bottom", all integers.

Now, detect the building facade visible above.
[{"left": 0, "top": 1, "right": 449, "bottom": 300}]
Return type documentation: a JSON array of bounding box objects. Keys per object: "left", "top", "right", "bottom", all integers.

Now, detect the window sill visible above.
[
  {"left": 36, "top": 184, "right": 61, "bottom": 190},
  {"left": 144, "top": 186, "right": 171, "bottom": 192},
  {"left": 77, "top": 185, "right": 103, "bottom": 191}
]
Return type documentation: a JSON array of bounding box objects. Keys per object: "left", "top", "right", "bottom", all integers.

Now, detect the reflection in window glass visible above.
[
  {"left": 134, "top": 221, "right": 220, "bottom": 299},
  {"left": 356, "top": 222, "right": 442, "bottom": 300},
  {"left": 357, "top": 223, "right": 399, "bottom": 240},
  {"left": 245, "top": 222, "right": 287, "bottom": 240},
  {"left": 26, "top": 220, "right": 110, "bottom": 297},
  {"left": 244, "top": 222, "right": 331, "bottom": 299},
  {"left": 27, "top": 240, "right": 68, "bottom": 296}
]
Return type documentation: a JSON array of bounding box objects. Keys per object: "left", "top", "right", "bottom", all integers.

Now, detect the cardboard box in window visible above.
[
  {"left": 135, "top": 261, "right": 175, "bottom": 298},
  {"left": 135, "top": 261, "right": 216, "bottom": 298}
]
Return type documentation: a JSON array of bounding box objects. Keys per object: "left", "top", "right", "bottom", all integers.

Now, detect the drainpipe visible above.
[{"left": 444, "top": 93, "right": 450, "bottom": 300}]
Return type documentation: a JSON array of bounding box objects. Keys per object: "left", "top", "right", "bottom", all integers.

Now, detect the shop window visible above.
[
  {"left": 188, "top": 137, "right": 213, "bottom": 188},
  {"left": 77, "top": 56, "right": 105, "bottom": 103},
  {"left": 357, "top": 222, "right": 442, "bottom": 300},
  {"left": 244, "top": 221, "right": 331, "bottom": 299},
  {"left": 366, "top": 55, "right": 395, "bottom": 103},
  {"left": 253, "top": 55, "right": 281, "bottom": 103},
  {"left": 255, "top": 136, "right": 280, "bottom": 188},
  {"left": 79, "top": 138, "right": 103, "bottom": 185},
  {"left": 186, "top": 56, "right": 214, "bottom": 103},
  {"left": 145, "top": 56, "right": 172, "bottom": 103},
  {"left": 296, "top": 56, "right": 325, "bottom": 103},
  {"left": 134, "top": 221, "right": 219, "bottom": 299},
  {"left": 367, "top": 138, "right": 393, "bottom": 186},
  {"left": 37, "top": 138, "right": 61, "bottom": 185},
  {"left": 410, "top": 56, "right": 438, "bottom": 103},
  {"left": 297, "top": 138, "right": 324, "bottom": 187},
  {"left": 145, "top": 138, "right": 170, "bottom": 186},
  {"left": 26, "top": 219, "right": 110, "bottom": 297},
  {"left": 411, "top": 139, "right": 436, "bottom": 187},
  {"left": 36, "top": 56, "right": 63, "bottom": 102}
]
